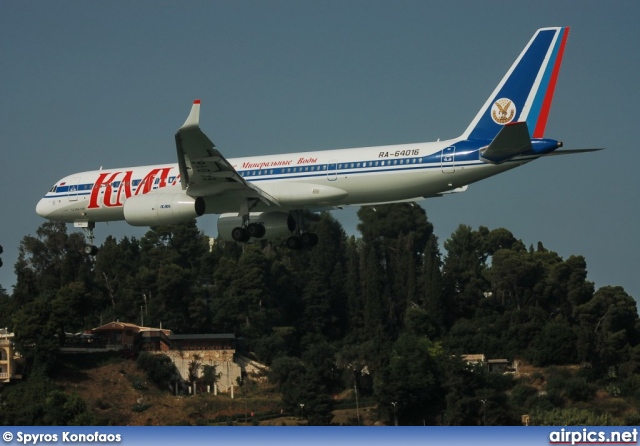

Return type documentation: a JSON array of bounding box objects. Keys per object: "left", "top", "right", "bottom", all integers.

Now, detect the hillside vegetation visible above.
[{"left": 1, "top": 204, "right": 639, "bottom": 425}]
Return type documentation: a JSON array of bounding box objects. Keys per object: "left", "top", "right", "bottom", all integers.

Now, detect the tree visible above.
[
  {"left": 420, "top": 234, "right": 447, "bottom": 333},
  {"left": 442, "top": 356, "right": 516, "bottom": 425},
  {"left": 269, "top": 355, "right": 333, "bottom": 424},
  {"left": 575, "top": 286, "right": 640, "bottom": 375},
  {"left": 12, "top": 297, "right": 61, "bottom": 376},
  {"left": 93, "top": 235, "right": 141, "bottom": 320},
  {"left": 442, "top": 225, "right": 491, "bottom": 320},
  {"left": 136, "top": 353, "right": 179, "bottom": 391},
  {"left": 378, "top": 333, "right": 445, "bottom": 425},
  {"left": 51, "top": 281, "right": 96, "bottom": 336},
  {"left": 0, "top": 285, "right": 13, "bottom": 328},
  {"left": 297, "top": 214, "right": 349, "bottom": 339},
  {"left": 201, "top": 364, "right": 221, "bottom": 389},
  {"left": 488, "top": 249, "right": 544, "bottom": 311},
  {"left": 357, "top": 203, "right": 433, "bottom": 254},
  {"left": 529, "top": 321, "right": 578, "bottom": 366},
  {"left": 13, "top": 222, "right": 92, "bottom": 307}
]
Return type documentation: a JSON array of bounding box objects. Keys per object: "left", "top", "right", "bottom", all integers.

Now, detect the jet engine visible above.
[
  {"left": 123, "top": 193, "right": 205, "bottom": 226},
  {"left": 217, "top": 211, "right": 296, "bottom": 241}
]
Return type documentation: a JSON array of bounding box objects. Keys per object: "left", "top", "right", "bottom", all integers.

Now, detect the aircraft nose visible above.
[{"left": 35, "top": 199, "right": 49, "bottom": 218}]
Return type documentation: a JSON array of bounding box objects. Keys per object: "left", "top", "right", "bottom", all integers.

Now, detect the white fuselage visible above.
[
  {"left": 35, "top": 138, "right": 527, "bottom": 224},
  {"left": 36, "top": 27, "right": 571, "bottom": 228}
]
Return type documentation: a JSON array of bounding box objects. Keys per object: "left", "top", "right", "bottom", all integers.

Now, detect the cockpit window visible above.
[{"left": 49, "top": 185, "right": 57, "bottom": 193}]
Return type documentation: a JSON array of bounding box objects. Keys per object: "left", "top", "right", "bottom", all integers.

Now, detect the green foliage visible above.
[
  {"left": 44, "top": 391, "right": 91, "bottom": 425},
  {"left": 543, "top": 368, "right": 596, "bottom": 404},
  {"left": 5, "top": 210, "right": 640, "bottom": 425},
  {"left": 201, "top": 365, "right": 220, "bottom": 387},
  {"left": 509, "top": 383, "right": 538, "bottom": 407},
  {"left": 377, "top": 333, "right": 445, "bottom": 424},
  {"left": 532, "top": 407, "right": 622, "bottom": 426},
  {"left": 530, "top": 322, "right": 578, "bottom": 366},
  {"left": 0, "top": 370, "right": 95, "bottom": 425},
  {"left": 0, "top": 285, "right": 14, "bottom": 328},
  {"left": 442, "top": 356, "right": 517, "bottom": 425},
  {"left": 136, "top": 353, "right": 179, "bottom": 391},
  {"left": 131, "top": 403, "right": 152, "bottom": 413}
]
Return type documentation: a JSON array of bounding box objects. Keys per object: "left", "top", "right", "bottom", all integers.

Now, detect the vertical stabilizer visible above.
[{"left": 460, "top": 27, "right": 569, "bottom": 141}]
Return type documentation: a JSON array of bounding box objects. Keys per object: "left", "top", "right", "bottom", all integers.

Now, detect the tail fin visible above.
[{"left": 461, "top": 27, "right": 569, "bottom": 141}]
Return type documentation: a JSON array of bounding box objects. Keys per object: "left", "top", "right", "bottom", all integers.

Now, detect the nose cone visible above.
[{"left": 36, "top": 199, "right": 49, "bottom": 218}]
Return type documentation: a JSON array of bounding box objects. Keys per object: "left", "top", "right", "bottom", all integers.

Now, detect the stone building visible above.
[{"left": 0, "top": 329, "right": 23, "bottom": 384}]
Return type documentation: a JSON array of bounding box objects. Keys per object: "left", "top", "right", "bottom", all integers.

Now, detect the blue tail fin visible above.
[{"left": 461, "top": 27, "right": 569, "bottom": 141}]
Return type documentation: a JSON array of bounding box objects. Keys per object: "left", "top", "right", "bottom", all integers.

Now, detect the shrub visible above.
[{"left": 136, "top": 353, "right": 179, "bottom": 390}]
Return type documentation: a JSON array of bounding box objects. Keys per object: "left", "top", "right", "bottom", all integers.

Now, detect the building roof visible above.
[
  {"left": 92, "top": 321, "right": 142, "bottom": 331},
  {"left": 138, "top": 327, "right": 172, "bottom": 336},
  {"left": 169, "top": 333, "right": 236, "bottom": 341},
  {"left": 461, "top": 354, "right": 486, "bottom": 362}
]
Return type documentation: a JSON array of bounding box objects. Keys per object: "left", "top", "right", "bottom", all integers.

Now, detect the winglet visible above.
[{"left": 181, "top": 99, "right": 201, "bottom": 129}]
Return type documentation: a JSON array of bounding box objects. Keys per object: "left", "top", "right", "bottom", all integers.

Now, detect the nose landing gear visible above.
[{"left": 75, "top": 221, "right": 98, "bottom": 256}]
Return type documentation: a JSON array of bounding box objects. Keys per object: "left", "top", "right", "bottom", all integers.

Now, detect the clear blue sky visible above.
[{"left": 1, "top": 1, "right": 639, "bottom": 301}]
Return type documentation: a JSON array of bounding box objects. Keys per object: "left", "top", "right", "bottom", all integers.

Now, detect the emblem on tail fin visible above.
[{"left": 491, "top": 98, "right": 516, "bottom": 125}]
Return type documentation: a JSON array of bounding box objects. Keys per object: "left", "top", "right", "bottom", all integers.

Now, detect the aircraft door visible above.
[
  {"left": 441, "top": 146, "right": 456, "bottom": 173},
  {"left": 68, "top": 176, "right": 80, "bottom": 202},
  {"left": 327, "top": 160, "right": 338, "bottom": 181}
]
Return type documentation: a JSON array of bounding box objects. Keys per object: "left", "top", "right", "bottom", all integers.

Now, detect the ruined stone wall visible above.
[{"left": 159, "top": 350, "right": 241, "bottom": 391}]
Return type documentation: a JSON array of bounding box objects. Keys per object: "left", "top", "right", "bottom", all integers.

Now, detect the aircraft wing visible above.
[{"left": 174, "top": 100, "right": 280, "bottom": 207}]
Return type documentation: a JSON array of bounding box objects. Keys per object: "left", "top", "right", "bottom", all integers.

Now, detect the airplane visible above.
[{"left": 36, "top": 26, "right": 600, "bottom": 254}]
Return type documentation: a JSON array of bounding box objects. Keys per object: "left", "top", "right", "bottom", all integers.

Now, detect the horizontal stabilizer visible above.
[
  {"left": 481, "top": 122, "right": 532, "bottom": 164},
  {"left": 539, "top": 148, "right": 604, "bottom": 157}
]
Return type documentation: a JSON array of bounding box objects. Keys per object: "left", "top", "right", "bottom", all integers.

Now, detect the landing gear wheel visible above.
[
  {"left": 286, "top": 236, "right": 303, "bottom": 250},
  {"left": 231, "top": 227, "right": 251, "bottom": 242},
  {"left": 247, "top": 223, "right": 266, "bottom": 239},
  {"left": 300, "top": 232, "right": 319, "bottom": 248},
  {"left": 78, "top": 222, "right": 98, "bottom": 257}
]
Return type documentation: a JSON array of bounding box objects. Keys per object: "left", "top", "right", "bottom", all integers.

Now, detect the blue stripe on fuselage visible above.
[{"left": 45, "top": 144, "right": 489, "bottom": 198}]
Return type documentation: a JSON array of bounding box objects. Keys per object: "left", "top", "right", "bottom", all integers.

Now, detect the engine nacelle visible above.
[
  {"left": 217, "top": 212, "right": 296, "bottom": 241},
  {"left": 123, "top": 193, "right": 205, "bottom": 226}
]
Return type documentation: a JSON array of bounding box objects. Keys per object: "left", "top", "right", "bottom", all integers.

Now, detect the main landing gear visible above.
[
  {"left": 231, "top": 222, "right": 265, "bottom": 243},
  {"left": 75, "top": 221, "right": 98, "bottom": 256},
  {"left": 230, "top": 207, "right": 318, "bottom": 250},
  {"left": 285, "top": 232, "right": 319, "bottom": 250},
  {"left": 284, "top": 209, "right": 319, "bottom": 250},
  {"left": 230, "top": 198, "right": 266, "bottom": 243}
]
